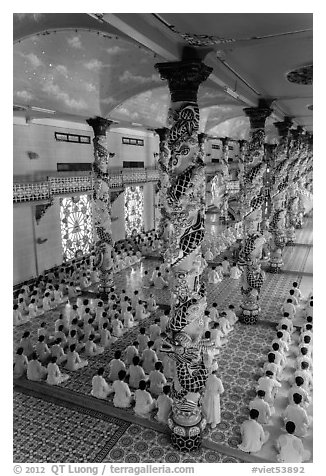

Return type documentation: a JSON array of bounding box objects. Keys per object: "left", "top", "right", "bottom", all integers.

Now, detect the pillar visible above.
[
  {"left": 237, "top": 100, "right": 272, "bottom": 324},
  {"left": 86, "top": 117, "right": 115, "bottom": 294},
  {"left": 220, "top": 137, "right": 230, "bottom": 224},
  {"left": 155, "top": 57, "right": 212, "bottom": 451}
]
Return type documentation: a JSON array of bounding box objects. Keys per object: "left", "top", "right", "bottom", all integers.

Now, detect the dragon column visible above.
[{"left": 155, "top": 57, "right": 212, "bottom": 451}]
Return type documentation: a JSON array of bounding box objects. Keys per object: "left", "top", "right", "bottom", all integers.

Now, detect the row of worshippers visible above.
[
  {"left": 281, "top": 282, "right": 313, "bottom": 321},
  {"left": 207, "top": 259, "right": 242, "bottom": 284},
  {"left": 202, "top": 225, "right": 242, "bottom": 263},
  {"left": 237, "top": 305, "right": 313, "bottom": 462},
  {"left": 142, "top": 262, "right": 172, "bottom": 289}
]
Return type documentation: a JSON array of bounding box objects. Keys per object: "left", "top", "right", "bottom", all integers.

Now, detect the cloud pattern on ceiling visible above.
[
  {"left": 14, "top": 28, "right": 251, "bottom": 136},
  {"left": 208, "top": 114, "right": 278, "bottom": 142}
]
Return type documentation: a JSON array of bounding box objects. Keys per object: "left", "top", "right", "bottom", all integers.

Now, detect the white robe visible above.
[
  {"left": 238, "top": 419, "right": 269, "bottom": 453},
  {"left": 276, "top": 434, "right": 310, "bottom": 463},
  {"left": 46, "top": 362, "right": 69, "bottom": 385},
  {"left": 156, "top": 394, "right": 173, "bottom": 423},
  {"left": 134, "top": 389, "right": 156, "bottom": 416},
  {"left": 202, "top": 374, "right": 224, "bottom": 425},
  {"left": 91, "top": 375, "right": 112, "bottom": 399},
  {"left": 112, "top": 380, "right": 133, "bottom": 408}
]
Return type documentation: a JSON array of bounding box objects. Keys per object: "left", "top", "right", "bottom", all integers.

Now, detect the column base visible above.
[
  {"left": 239, "top": 306, "right": 260, "bottom": 325},
  {"left": 167, "top": 413, "right": 207, "bottom": 452}
]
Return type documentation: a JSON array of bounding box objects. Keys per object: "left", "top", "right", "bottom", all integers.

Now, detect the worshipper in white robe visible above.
[
  {"left": 270, "top": 342, "right": 286, "bottom": 369},
  {"left": 162, "top": 353, "right": 176, "bottom": 380},
  {"left": 108, "top": 351, "right": 126, "bottom": 382},
  {"left": 281, "top": 299, "right": 296, "bottom": 318},
  {"left": 261, "top": 353, "right": 282, "bottom": 380},
  {"left": 230, "top": 263, "right": 242, "bottom": 279},
  {"left": 142, "top": 270, "right": 151, "bottom": 289},
  {"left": 282, "top": 290, "right": 298, "bottom": 307},
  {"left": 238, "top": 409, "right": 270, "bottom": 453},
  {"left": 112, "top": 316, "right": 124, "bottom": 338},
  {"left": 283, "top": 393, "right": 312, "bottom": 437},
  {"left": 20, "top": 331, "right": 34, "bottom": 359},
  {"left": 276, "top": 421, "right": 311, "bottom": 463},
  {"left": 124, "top": 342, "right": 139, "bottom": 366},
  {"left": 219, "top": 312, "right": 233, "bottom": 336},
  {"left": 99, "top": 322, "right": 116, "bottom": 349},
  {"left": 291, "top": 362, "right": 313, "bottom": 393},
  {"left": 51, "top": 338, "right": 68, "bottom": 365},
  {"left": 155, "top": 385, "right": 173, "bottom": 424},
  {"left": 210, "top": 322, "right": 226, "bottom": 349},
  {"left": 221, "top": 257, "right": 230, "bottom": 276},
  {"left": 134, "top": 380, "right": 156, "bottom": 417},
  {"left": 13, "top": 347, "right": 28, "bottom": 378},
  {"left": 123, "top": 307, "right": 135, "bottom": 329},
  {"left": 299, "top": 325, "right": 313, "bottom": 345},
  {"left": 141, "top": 341, "right": 158, "bottom": 374},
  {"left": 249, "top": 390, "right": 273, "bottom": 424},
  {"left": 13, "top": 304, "right": 25, "bottom": 326},
  {"left": 160, "top": 310, "right": 170, "bottom": 334},
  {"left": 42, "top": 292, "right": 52, "bottom": 312},
  {"left": 149, "top": 361, "right": 167, "bottom": 396},
  {"left": 149, "top": 319, "right": 161, "bottom": 342},
  {"left": 91, "top": 367, "right": 112, "bottom": 399},
  {"left": 85, "top": 334, "right": 105, "bottom": 357},
  {"left": 288, "top": 376, "right": 311, "bottom": 407},
  {"left": 27, "top": 353, "right": 47, "bottom": 381},
  {"left": 127, "top": 356, "right": 147, "bottom": 388},
  {"left": 256, "top": 371, "right": 282, "bottom": 404},
  {"left": 136, "top": 328, "right": 149, "bottom": 355},
  {"left": 112, "top": 370, "right": 134, "bottom": 408},
  {"left": 150, "top": 267, "right": 160, "bottom": 285},
  {"left": 46, "top": 356, "right": 70, "bottom": 385},
  {"left": 296, "top": 349, "right": 313, "bottom": 373},
  {"left": 225, "top": 304, "right": 238, "bottom": 325},
  {"left": 204, "top": 248, "right": 214, "bottom": 262},
  {"left": 208, "top": 303, "right": 219, "bottom": 322},
  {"left": 65, "top": 344, "right": 88, "bottom": 371},
  {"left": 147, "top": 294, "right": 158, "bottom": 313},
  {"left": 291, "top": 282, "right": 302, "bottom": 302},
  {"left": 35, "top": 335, "right": 51, "bottom": 364},
  {"left": 277, "top": 313, "right": 294, "bottom": 334},
  {"left": 202, "top": 310, "right": 212, "bottom": 333},
  {"left": 28, "top": 299, "right": 42, "bottom": 319},
  {"left": 272, "top": 332, "right": 289, "bottom": 354},
  {"left": 202, "top": 370, "right": 224, "bottom": 428}
]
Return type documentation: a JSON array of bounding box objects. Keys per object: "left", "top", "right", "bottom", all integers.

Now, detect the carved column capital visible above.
[
  {"left": 87, "top": 116, "right": 113, "bottom": 136},
  {"left": 244, "top": 105, "right": 273, "bottom": 129},
  {"left": 155, "top": 127, "right": 170, "bottom": 142},
  {"left": 155, "top": 60, "right": 213, "bottom": 102},
  {"left": 274, "top": 117, "right": 293, "bottom": 139}
]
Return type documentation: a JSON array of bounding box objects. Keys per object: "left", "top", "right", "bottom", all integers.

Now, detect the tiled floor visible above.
[{"left": 13, "top": 217, "right": 313, "bottom": 464}]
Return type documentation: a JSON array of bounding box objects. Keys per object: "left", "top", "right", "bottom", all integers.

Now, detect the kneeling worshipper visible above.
[
  {"left": 112, "top": 370, "right": 134, "bottom": 409},
  {"left": 13, "top": 347, "right": 28, "bottom": 378},
  {"left": 65, "top": 344, "right": 88, "bottom": 371},
  {"left": 134, "top": 379, "right": 157, "bottom": 418},
  {"left": 27, "top": 352, "right": 47, "bottom": 382},
  {"left": 276, "top": 421, "right": 311, "bottom": 463},
  {"left": 91, "top": 367, "right": 113, "bottom": 400},
  {"left": 249, "top": 390, "right": 273, "bottom": 424},
  {"left": 155, "top": 385, "right": 173, "bottom": 424},
  {"left": 238, "top": 409, "right": 270, "bottom": 453}
]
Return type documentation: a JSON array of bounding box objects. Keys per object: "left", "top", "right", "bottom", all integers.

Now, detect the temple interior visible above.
[{"left": 13, "top": 12, "right": 313, "bottom": 465}]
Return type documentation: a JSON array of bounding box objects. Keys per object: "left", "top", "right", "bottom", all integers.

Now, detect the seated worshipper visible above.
[
  {"left": 20, "top": 331, "right": 34, "bottom": 359},
  {"left": 279, "top": 325, "right": 292, "bottom": 346},
  {"left": 65, "top": 344, "right": 88, "bottom": 371},
  {"left": 262, "top": 353, "right": 282, "bottom": 380},
  {"left": 150, "top": 266, "right": 160, "bottom": 285},
  {"left": 276, "top": 421, "right": 311, "bottom": 463},
  {"left": 155, "top": 385, "right": 173, "bottom": 424},
  {"left": 153, "top": 333, "right": 165, "bottom": 361},
  {"left": 203, "top": 310, "right": 212, "bottom": 333},
  {"left": 221, "top": 257, "right": 231, "bottom": 276},
  {"left": 219, "top": 312, "right": 233, "bottom": 336},
  {"left": 46, "top": 356, "right": 70, "bottom": 385},
  {"left": 294, "top": 336, "right": 313, "bottom": 359},
  {"left": 91, "top": 367, "right": 112, "bottom": 400},
  {"left": 256, "top": 371, "right": 282, "bottom": 404},
  {"left": 141, "top": 341, "right": 158, "bottom": 374},
  {"left": 53, "top": 284, "right": 65, "bottom": 306},
  {"left": 153, "top": 272, "right": 168, "bottom": 289},
  {"left": 288, "top": 376, "right": 311, "bottom": 408},
  {"left": 124, "top": 341, "right": 139, "bottom": 366},
  {"left": 108, "top": 350, "right": 126, "bottom": 382},
  {"left": 149, "top": 361, "right": 167, "bottom": 397},
  {"left": 282, "top": 290, "right": 299, "bottom": 308},
  {"left": 291, "top": 282, "right": 302, "bottom": 302},
  {"left": 291, "top": 362, "right": 313, "bottom": 393},
  {"left": 230, "top": 262, "right": 242, "bottom": 279},
  {"left": 35, "top": 335, "right": 51, "bottom": 364},
  {"left": 13, "top": 347, "right": 28, "bottom": 378},
  {"left": 67, "top": 329, "right": 85, "bottom": 353},
  {"left": 138, "top": 327, "right": 149, "bottom": 354},
  {"left": 100, "top": 322, "right": 116, "bottom": 349},
  {"left": 17, "top": 297, "right": 28, "bottom": 314},
  {"left": 147, "top": 294, "right": 158, "bottom": 313},
  {"left": 123, "top": 306, "right": 135, "bottom": 329},
  {"left": 134, "top": 379, "right": 157, "bottom": 418},
  {"left": 208, "top": 302, "right": 219, "bottom": 322},
  {"left": 27, "top": 352, "right": 47, "bottom": 381},
  {"left": 296, "top": 347, "right": 313, "bottom": 373},
  {"left": 28, "top": 298, "right": 42, "bottom": 319},
  {"left": 13, "top": 304, "right": 26, "bottom": 326},
  {"left": 42, "top": 292, "right": 52, "bottom": 312},
  {"left": 127, "top": 355, "right": 147, "bottom": 389},
  {"left": 204, "top": 247, "right": 214, "bottom": 262},
  {"left": 112, "top": 370, "right": 134, "bottom": 408},
  {"left": 225, "top": 304, "right": 238, "bottom": 325},
  {"left": 238, "top": 409, "right": 270, "bottom": 453},
  {"left": 131, "top": 290, "right": 143, "bottom": 309},
  {"left": 304, "top": 301, "right": 313, "bottom": 319},
  {"left": 51, "top": 338, "right": 68, "bottom": 365},
  {"left": 283, "top": 393, "right": 312, "bottom": 437},
  {"left": 54, "top": 314, "right": 66, "bottom": 333},
  {"left": 79, "top": 273, "right": 90, "bottom": 291},
  {"left": 211, "top": 322, "right": 226, "bottom": 349},
  {"left": 299, "top": 324, "right": 313, "bottom": 345},
  {"left": 160, "top": 310, "right": 170, "bottom": 333},
  {"left": 54, "top": 325, "right": 68, "bottom": 348},
  {"left": 149, "top": 319, "right": 161, "bottom": 342},
  {"left": 281, "top": 299, "right": 296, "bottom": 318},
  {"left": 202, "top": 369, "right": 225, "bottom": 429},
  {"left": 135, "top": 301, "right": 150, "bottom": 322},
  {"left": 112, "top": 315, "right": 124, "bottom": 338},
  {"left": 249, "top": 390, "right": 273, "bottom": 424},
  {"left": 200, "top": 331, "right": 219, "bottom": 371},
  {"left": 67, "top": 282, "right": 79, "bottom": 300},
  {"left": 302, "top": 316, "right": 313, "bottom": 332},
  {"left": 83, "top": 318, "right": 98, "bottom": 343},
  {"left": 277, "top": 313, "right": 294, "bottom": 334},
  {"left": 85, "top": 334, "right": 105, "bottom": 357},
  {"left": 142, "top": 270, "right": 151, "bottom": 289}
]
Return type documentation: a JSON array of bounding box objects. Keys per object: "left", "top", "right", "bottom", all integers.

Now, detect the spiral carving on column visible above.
[
  {"left": 155, "top": 59, "right": 212, "bottom": 450},
  {"left": 87, "top": 117, "right": 115, "bottom": 292}
]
